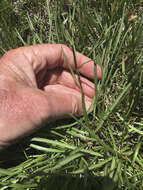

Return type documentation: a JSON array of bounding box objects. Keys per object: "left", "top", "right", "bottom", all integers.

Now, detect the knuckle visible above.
[{"left": 3, "top": 47, "right": 23, "bottom": 59}]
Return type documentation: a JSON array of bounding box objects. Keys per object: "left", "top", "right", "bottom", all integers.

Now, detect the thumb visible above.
[{"left": 44, "top": 84, "right": 92, "bottom": 118}]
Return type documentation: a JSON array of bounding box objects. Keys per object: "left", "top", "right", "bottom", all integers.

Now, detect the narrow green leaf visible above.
[
  {"left": 71, "top": 158, "right": 112, "bottom": 174},
  {"left": 62, "top": 48, "right": 80, "bottom": 87},
  {"left": 111, "top": 6, "right": 125, "bottom": 59},
  {"left": 95, "top": 83, "right": 131, "bottom": 133},
  {"left": 132, "top": 141, "right": 141, "bottom": 164},
  {"left": 128, "top": 125, "right": 143, "bottom": 135},
  {"left": 45, "top": 153, "right": 83, "bottom": 172},
  {"left": 109, "top": 157, "right": 116, "bottom": 178},
  {"left": 31, "top": 137, "right": 102, "bottom": 157},
  {"left": 15, "top": 29, "right": 27, "bottom": 46},
  {"left": 30, "top": 144, "right": 65, "bottom": 153}
]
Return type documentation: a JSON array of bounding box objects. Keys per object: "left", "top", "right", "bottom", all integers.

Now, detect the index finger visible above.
[{"left": 1, "top": 44, "right": 101, "bottom": 80}]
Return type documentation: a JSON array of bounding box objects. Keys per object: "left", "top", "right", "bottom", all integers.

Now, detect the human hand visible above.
[{"left": 0, "top": 44, "right": 101, "bottom": 149}]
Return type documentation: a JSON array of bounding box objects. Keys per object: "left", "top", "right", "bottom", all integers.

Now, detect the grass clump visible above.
[{"left": 0, "top": 0, "right": 143, "bottom": 189}]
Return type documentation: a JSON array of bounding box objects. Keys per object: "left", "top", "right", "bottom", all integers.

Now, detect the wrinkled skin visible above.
[{"left": 0, "top": 44, "right": 101, "bottom": 149}]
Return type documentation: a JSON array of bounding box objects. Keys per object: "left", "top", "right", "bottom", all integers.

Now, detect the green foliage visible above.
[{"left": 0, "top": 0, "right": 143, "bottom": 189}]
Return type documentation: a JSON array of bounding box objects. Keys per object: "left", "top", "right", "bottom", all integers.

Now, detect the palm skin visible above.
[{"left": 0, "top": 44, "right": 101, "bottom": 149}]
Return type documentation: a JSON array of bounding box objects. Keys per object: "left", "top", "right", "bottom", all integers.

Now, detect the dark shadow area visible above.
[
  {"left": 0, "top": 135, "right": 36, "bottom": 168},
  {"left": 0, "top": 118, "right": 74, "bottom": 168},
  {"left": 33, "top": 173, "right": 117, "bottom": 190}
]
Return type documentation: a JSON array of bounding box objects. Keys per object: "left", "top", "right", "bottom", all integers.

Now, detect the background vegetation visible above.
[{"left": 0, "top": 0, "right": 143, "bottom": 189}]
